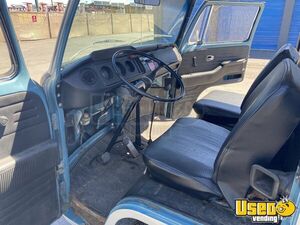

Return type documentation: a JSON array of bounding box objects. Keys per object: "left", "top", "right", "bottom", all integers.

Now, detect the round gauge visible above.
[
  {"left": 116, "top": 62, "right": 126, "bottom": 76},
  {"left": 125, "top": 61, "right": 135, "bottom": 73},
  {"left": 81, "top": 68, "right": 98, "bottom": 85},
  {"left": 100, "top": 66, "right": 113, "bottom": 80}
]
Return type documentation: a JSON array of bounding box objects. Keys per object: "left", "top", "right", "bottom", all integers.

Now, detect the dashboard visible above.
[{"left": 60, "top": 45, "right": 182, "bottom": 109}]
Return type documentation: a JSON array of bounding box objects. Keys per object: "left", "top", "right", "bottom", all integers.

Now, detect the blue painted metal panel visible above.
[
  {"left": 288, "top": 0, "right": 300, "bottom": 47},
  {"left": 108, "top": 197, "right": 205, "bottom": 224},
  {"left": 252, "top": 0, "right": 285, "bottom": 50}
]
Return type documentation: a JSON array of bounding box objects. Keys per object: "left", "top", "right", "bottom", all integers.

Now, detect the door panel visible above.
[
  {"left": 170, "top": 1, "right": 264, "bottom": 118},
  {"left": 181, "top": 56, "right": 247, "bottom": 87},
  {"left": 0, "top": 94, "right": 61, "bottom": 225},
  {"left": 0, "top": 92, "right": 51, "bottom": 156},
  {"left": 178, "top": 45, "right": 249, "bottom": 74},
  {"left": 0, "top": 2, "right": 61, "bottom": 225}
]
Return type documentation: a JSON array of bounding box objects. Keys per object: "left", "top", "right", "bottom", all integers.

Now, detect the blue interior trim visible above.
[{"left": 109, "top": 197, "right": 205, "bottom": 225}]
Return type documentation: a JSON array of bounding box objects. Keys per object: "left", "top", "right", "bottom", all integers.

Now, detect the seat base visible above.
[{"left": 143, "top": 118, "right": 230, "bottom": 197}]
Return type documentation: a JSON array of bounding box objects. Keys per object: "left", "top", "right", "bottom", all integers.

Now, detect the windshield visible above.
[{"left": 62, "top": 0, "right": 188, "bottom": 65}]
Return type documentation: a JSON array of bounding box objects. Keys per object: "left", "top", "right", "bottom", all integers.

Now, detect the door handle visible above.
[{"left": 206, "top": 55, "right": 214, "bottom": 62}]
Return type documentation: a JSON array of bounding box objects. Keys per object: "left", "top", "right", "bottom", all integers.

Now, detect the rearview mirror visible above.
[{"left": 134, "top": 0, "right": 160, "bottom": 6}]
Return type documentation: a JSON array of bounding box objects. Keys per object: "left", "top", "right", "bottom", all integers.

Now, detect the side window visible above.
[
  {"left": 0, "top": 24, "right": 13, "bottom": 76},
  {"left": 190, "top": 4, "right": 259, "bottom": 45},
  {"left": 189, "top": 6, "right": 211, "bottom": 44}
]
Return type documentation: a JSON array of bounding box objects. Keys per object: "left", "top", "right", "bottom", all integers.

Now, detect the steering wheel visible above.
[{"left": 112, "top": 49, "right": 185, "bottom": 102}]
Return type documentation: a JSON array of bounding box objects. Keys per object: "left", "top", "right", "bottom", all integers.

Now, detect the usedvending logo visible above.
[{"left": 235, "top": 197, "right": 296, "bottom": 223}]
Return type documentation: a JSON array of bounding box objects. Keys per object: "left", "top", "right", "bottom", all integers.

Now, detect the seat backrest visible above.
[
  {"left": 241, "top": 44, "right": 299, "bottom": 111},
  {"left": 213, "top": 58, "right": 300, "bottom": 208}
]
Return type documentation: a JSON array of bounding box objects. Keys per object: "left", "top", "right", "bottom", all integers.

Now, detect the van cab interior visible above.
[{"left": 0, "top": 0, "right": 300, "bottom": 225}]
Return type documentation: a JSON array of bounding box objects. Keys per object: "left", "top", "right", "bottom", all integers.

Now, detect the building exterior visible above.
[
  {"left": 8, "top": 4, "right": 26, "bottom": 11},
  {"left": 251, "top": 0, "right": 300, "bottom": 52},
  {"left": 84, "top": 1, "right": 147, "bottom": 13}
]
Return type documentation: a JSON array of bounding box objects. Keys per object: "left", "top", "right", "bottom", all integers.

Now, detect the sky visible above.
[{"left": 6, "top": 0, "right": 133, "bottom": 6}]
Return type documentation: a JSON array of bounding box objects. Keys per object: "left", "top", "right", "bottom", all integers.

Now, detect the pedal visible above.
[
  {"left": 123, "top": 136, "right": 140, "bottom": 158},
  {"left": 98, "top": 152, "right": 111, "bottom": 165}
]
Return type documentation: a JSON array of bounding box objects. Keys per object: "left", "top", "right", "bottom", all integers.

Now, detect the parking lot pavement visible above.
[{"left": 20, "top": 39, "right": 57, "bottom": 83}]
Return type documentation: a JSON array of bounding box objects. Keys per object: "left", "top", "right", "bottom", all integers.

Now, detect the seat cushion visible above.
[
  {"left": 193, "top": 90, "right": 243, "bottom": 117},
  {"left": 143, "top": 117, "right": 230, "bottom": 196},
  {"left": 193, "top": 90, "right": 243, "bottom": 128}
]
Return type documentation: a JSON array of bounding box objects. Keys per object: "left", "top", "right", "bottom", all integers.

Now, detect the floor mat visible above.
[{"left": 71, "top": 134, "right": 146, "bottom": 217}]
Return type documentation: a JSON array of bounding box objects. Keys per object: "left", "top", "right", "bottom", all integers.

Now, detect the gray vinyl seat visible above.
[
  {"left": 193, "top": 44, "right": 300, "bottom": 127},
  {"left": 144, "top": 58, "right": 300, "bottom": 208}
]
